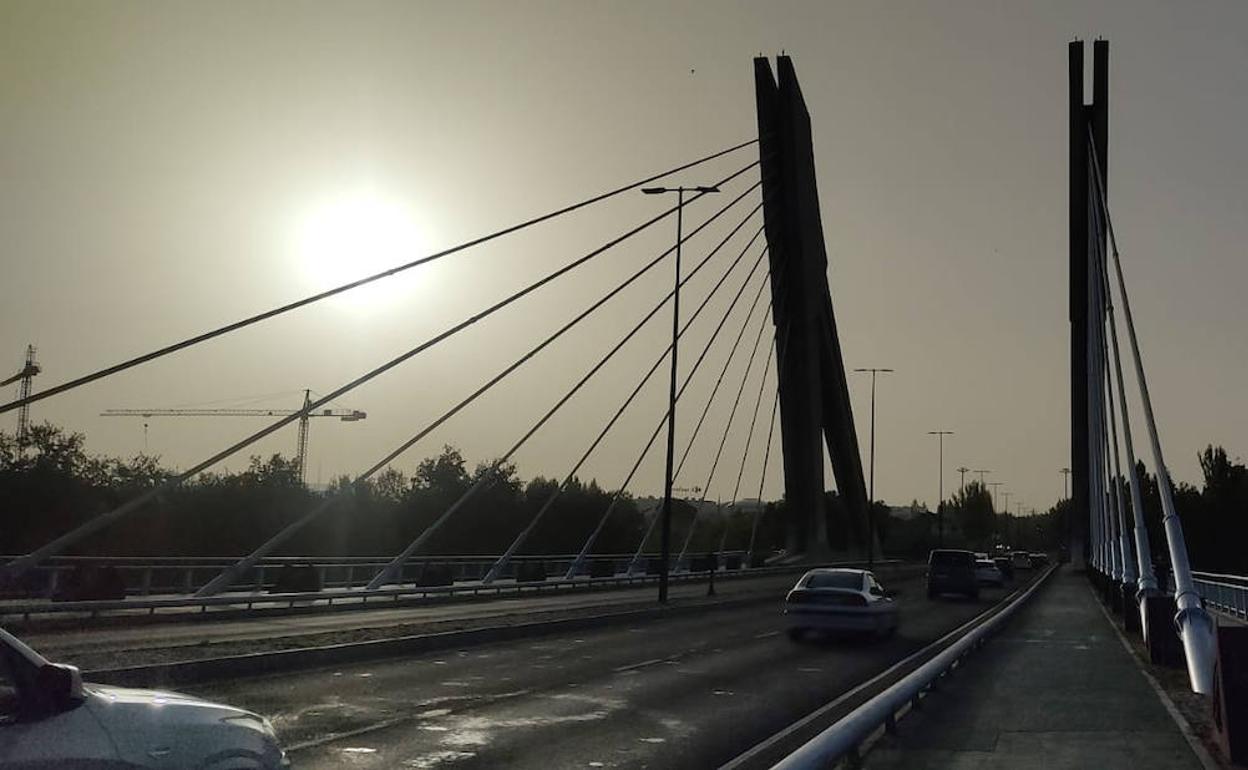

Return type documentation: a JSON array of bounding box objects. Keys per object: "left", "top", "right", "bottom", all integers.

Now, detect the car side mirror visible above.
[{"left": 37, "top": 663, "right": 84, "bottom": 714}]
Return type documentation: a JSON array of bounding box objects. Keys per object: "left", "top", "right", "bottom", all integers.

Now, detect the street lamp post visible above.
[
  {"left": 956, "top": 466, "right": 970, "bottom": 494},
  {"left": 853, "top": 368, "right": 893, "bottom": 570},
  {"left": 642, "top": 184, "right": 719, "bottom": 603},
  {"left": 974, "top": 469, "right": 990, "bottom": 486},
  {"left": 1060, "top": 467, "right": 1072, "bottom": 500},
  {"left": 928, "top": 431, "right": 954, "bottom": 546}
]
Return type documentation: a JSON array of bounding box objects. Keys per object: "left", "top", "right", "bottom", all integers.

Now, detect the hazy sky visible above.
[{"left": 2, "top": 1, "right": 1246, "bottom": 520}]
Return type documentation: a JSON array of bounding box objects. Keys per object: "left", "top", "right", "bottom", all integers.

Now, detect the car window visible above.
[
  {"left": 867, "top": 576, "right": 886, "bottom": 595},
  {"left": 805, "top": 572, "right": 863, "bottom": 590},
  {"left": 930, "top": 551, "right": 973, "bottom": 567}
]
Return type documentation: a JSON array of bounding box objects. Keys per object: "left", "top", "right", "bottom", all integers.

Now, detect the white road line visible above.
[{"left": 612, "top": 657, "right": 666, "bottom": 673}]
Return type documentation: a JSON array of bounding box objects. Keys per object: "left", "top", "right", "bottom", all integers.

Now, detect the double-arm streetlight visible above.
[
  {"left": 853, "top": 368, "right": 893, "bottom": 570},
  {"left": 928, "top": 430, "right": 954, "bottom": 546},
  {"left": 956, "top": 467, "right": 970, "bottom": 493},
  {"left": 642, "top": 184, "right": 720, "bottom": 603}
]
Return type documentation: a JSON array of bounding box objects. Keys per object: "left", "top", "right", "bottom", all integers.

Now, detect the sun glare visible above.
[{"left": 293, "top": 191, "right": 431, "bottom": 312}]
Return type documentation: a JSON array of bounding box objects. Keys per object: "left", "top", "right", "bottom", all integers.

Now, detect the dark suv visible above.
[{"left": 927, "top": 549, "right": 979, "bottom": 599}]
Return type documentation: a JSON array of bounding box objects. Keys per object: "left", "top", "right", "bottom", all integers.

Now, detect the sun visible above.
[{"left": 293, "top": 191, "right": 431, "bottom": 312}]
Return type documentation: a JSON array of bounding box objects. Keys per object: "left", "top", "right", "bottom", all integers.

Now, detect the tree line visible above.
[
  {"left": 0, "top": 423, "right": 787, "bottom": 559},
  {"left": 5, "top": 423, "right": 1240, "bottom": 574},
  {"left": 874, "top": 445, "right": 1246, "bottom": 575}
]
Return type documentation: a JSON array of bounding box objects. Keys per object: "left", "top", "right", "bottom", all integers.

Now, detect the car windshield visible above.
[
  {"left": 804, "top": 572, "right": 862, "bottom": 590},
  {"left": 976, "top": 560, "right": 995, "bottom": 568},
  {"left": 930, "top": 551, "right": 972, "bottom": 567}
]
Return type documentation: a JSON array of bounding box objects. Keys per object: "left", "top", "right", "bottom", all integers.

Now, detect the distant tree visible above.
[
  {"left": 413, "top": 445, "right": 471, "bottom": 497},
  {"left": 949, "top": 480, "right": 994, "bottom": 548}
]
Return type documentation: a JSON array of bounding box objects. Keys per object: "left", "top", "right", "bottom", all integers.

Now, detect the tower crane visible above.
[
  {"left": 2, "top": 345, "right": 40, "bottom": 444},
  {"left": 102, "top": 389, "right": 366, "bottom": 485}
]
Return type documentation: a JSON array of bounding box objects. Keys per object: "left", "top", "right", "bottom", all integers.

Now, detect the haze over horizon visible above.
[{"left": 3, "top": 1, "right": 1246, "bottom": 517}]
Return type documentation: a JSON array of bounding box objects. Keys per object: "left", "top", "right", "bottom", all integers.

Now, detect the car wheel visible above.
[{"left": 787, "top": 627, "right": 805, "bottom": 642}]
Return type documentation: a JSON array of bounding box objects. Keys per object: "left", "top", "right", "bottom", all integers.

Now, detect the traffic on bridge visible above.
[{"left": 2, "top": 4, "right": 1246, "bottom": 769}]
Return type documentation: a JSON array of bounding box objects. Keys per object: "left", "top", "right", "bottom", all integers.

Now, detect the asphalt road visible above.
[{"left": 187, "top": 574, "right": 1025, "bottom": 769}]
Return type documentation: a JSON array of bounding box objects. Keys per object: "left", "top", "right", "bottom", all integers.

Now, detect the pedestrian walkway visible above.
[{"left": 865, "top": 569, "right": 1206, "bottom": 769}]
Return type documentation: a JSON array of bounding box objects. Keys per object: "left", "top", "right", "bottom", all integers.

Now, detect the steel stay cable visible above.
[
  {"left": 612, "top": 261, "right": 772, "bottom": 575},
  {"left": 481, "top": 260, "right": 773, "bottom": 579},
  {"left": 718, "top": 335, "right": 778, "bottom": 552},
  {"left": 194, "top": 193, "right": 763, "bottom": 596},
  {"left": 529, "top": 249, "right": 771, "bottom": 579},
  {"left": 746, "top": 316, "right": 793, "bottom": 562},
  {"left": 1089, "top": 135, "right": 1215, "bottom": 693},
  {"left": 360, "top": 191, "right": 762, "bottom": 480},
  {"left": 366, "top": 233, "right": 771, "bottom": 589},
  {"left": 676, "top": 290, "right": 774, "bottom": 563},
  {"left": 1090, "top": 187, "right": 1130, "bottom": 584},
  {"left": 1089, "top": 178, "right": 1157, "bottom": 596},
  {"left": 671, "top": 266, "right": 770, "bottom": 483},
  {"left": 746, "top": 387, "right": 782, "bottom": 561},
  {"left": 0, "top": 140, "right": 758, "bottom": 416},
  {"left": 2, "top": 161, "right": 758, "bottom": 582}
]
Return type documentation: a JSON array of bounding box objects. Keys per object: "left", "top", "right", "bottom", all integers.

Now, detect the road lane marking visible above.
[
  {"left": 612, "top": 657, "right": 665, "bottom": 673},
  {"left": 753, "top": 630, "right": 781, "bottom": 639}
]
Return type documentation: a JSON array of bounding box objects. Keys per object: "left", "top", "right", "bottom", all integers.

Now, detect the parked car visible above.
[
  {"left": 0, "top": 629, "right": 288, "bottom": 768},
  {"left": 1029, "top": 552, "right": 1050, "bottom": 568},
  {"left": 927, "top": 549, "right": 979, "bottom": 599},
  {"left": 1011, "top": 550, "right": 1033, "bottom": 570},
  {"left": 783, "top": 568, "right": 899, "bottom": 640},
  {"left": 974, "top": 559, "right": 1005, "bottom": 587},
  {"left": 993, "top": 556, "right": 1015, "bottom": 581}
]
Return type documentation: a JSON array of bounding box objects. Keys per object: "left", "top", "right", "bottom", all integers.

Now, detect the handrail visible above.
[
  {"left": 772, "top": 565, "right": 1057, "bottom": 769},
  {"left": 0, "top": 551, "right": 748, "bottom": 566},
  {"left": 1161, "top": 571, "right": 1248, "bottom": 621},
  {"left": 0, "top": 559, "right": 909, "bottom": 622}
]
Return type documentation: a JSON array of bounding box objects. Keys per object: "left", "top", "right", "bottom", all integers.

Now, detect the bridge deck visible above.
[{"left": 865, "top": 570, "right": 1205, "bottom": 769}]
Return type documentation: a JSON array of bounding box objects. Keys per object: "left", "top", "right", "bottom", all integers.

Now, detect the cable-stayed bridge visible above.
[{"left": 2, "top": 49, "right": 1244, "bottom": 770}]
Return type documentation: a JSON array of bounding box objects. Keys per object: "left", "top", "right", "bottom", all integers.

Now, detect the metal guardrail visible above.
[
  {"left": 0, "top": 559, "right": 907, "bottom": 622},
  {"left": 771, "top": 565, "right": 1057, "bottom": 769},
  {"left": 0, "top": 551, "right": 752, "bottom": 599},
  {"left": 1170, "top": 570, "right": 1248, "bottom": 622}
]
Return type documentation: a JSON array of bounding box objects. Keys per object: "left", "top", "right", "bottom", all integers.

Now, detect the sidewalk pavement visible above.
[{"left": 865, "top": 568, "right": 1207, "bottom": 769}]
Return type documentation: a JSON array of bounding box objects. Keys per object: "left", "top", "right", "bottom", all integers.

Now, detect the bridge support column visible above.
[{"left": 754, "top": 56, "right": 869, "bottom": 560}]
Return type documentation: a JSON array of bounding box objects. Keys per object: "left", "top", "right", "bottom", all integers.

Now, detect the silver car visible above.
[
  {"left": 974, "top": 559, "right": 1005, "bottom": 587},
  {"left": 783, "top": 568, "right": 899, "bottom": 640},
  {"left": 0, "top": 629, "right": 288, "bottom": 768}
]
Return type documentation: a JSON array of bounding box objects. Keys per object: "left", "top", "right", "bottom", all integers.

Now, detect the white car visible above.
[
  {"left": 974, "top": 559, "right": 1005, "bottom": 587},
  {"left": 783, "top": 568, "right": 899, "bottom": 640},
  {"left": 0, "top": 629, "right": 288, "bottom": 768}
]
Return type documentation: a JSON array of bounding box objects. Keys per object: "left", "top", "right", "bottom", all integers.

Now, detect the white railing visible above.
[
  {"left": 1173, "top": 570, "right": 1248, "bottom": 623},
  {"left": 1, "top": 551, "right": 754, "bottom": 599},
  {"left": 1, "top": 558, "right": 909, "bottom": 623}
]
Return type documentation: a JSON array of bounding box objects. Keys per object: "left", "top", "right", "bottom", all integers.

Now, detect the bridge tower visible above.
[
  {"left": 754, "top": 56, "right": 870, "bottom": 558},
  {"left": 1069, "top": 40, "right": 1109, "bottom": 570}
]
